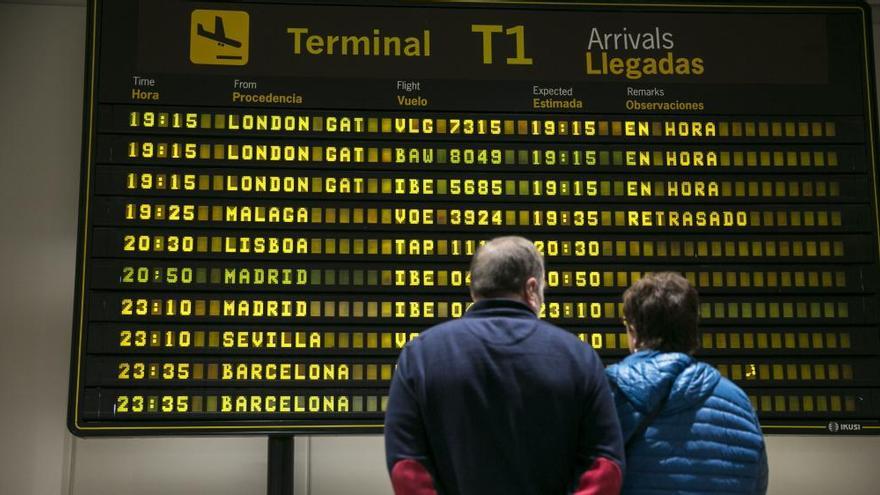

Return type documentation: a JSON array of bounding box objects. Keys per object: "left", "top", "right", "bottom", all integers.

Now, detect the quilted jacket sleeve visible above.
[
  {"left": 753, "top": 428, "right": 769, "bottom": 494},
  {"left": 606, "top": 367, "right": 639, "bottom": 444}
]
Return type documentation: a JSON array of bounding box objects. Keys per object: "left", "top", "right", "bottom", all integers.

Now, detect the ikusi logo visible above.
[{"left": 827, "top": 421, "right": 862, "bottom": 432}]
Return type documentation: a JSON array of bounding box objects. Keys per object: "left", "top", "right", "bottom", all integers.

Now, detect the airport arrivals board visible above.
[{"left": 68, "top": 0, "right": 880, "bottom": 435}]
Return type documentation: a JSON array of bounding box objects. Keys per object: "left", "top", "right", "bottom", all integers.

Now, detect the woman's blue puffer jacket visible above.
[{"left": 606, "top": 351, "right": 768, "bottom": 495}]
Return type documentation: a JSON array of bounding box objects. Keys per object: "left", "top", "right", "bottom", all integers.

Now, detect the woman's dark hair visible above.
[{"left": 622, "top": 272, "right": 699, "bottom": 353}]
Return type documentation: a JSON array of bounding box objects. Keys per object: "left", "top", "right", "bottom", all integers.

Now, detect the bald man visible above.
[{"left": 385, "top": 236, "right": 624, "bottom": 495}]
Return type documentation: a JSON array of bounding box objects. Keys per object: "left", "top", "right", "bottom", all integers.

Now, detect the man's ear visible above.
[{"left": 523, "top": 277, "right": 543, "bottom": 313}]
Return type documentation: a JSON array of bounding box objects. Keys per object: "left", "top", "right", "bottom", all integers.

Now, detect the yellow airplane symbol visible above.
[
  {"left": 197, "top": 15, "right": 242, "bottom": 51},
  {"left": 190, "top": 10, "right": 249, "bottom": 65}
]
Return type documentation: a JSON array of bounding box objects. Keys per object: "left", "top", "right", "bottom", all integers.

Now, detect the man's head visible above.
[
  {"left": 469, "top": 236, "right": 545, "bottom": 314},
  {"left": 622, "top": 272, "right": 699, "bottom": 354}
]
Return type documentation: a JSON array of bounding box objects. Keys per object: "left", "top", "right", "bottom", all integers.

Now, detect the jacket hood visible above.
[{"left": 607, "top": 351, "right": 721, "bottom": 414}]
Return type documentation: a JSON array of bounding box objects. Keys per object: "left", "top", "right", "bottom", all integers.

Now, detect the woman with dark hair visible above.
[{"left": 607, "top": 272, "right": 768, "bottom": 494}]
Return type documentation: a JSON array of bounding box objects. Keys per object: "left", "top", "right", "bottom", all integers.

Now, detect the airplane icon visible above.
[
  {"left": 190, "top": 10, "right": 249, "bottom": 65},
  {"left": 197, "top": 15, "right": 242, "bottom": 48}
]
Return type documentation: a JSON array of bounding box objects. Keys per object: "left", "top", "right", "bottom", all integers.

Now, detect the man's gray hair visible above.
[{"left": 470, "top": 236, "right": 545, "bottom": 298}]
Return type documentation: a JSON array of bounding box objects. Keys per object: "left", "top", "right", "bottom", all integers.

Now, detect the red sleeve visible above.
[
  {"left": 390, "top": 459, "right": 438, "bottom": 495},
  {"left": 573, "top": 457, "right": 623, "bottom": 495}
]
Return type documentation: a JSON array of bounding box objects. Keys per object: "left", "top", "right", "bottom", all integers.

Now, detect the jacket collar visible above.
[
  {"left": 464, "top": 299, "right": 538, "bottom": 319},
  {"left": 609, "top": 350, "right": 719, "bottom": 414},
  {"left": 624, "top": 349, "right": 693, "bottom": 366}
]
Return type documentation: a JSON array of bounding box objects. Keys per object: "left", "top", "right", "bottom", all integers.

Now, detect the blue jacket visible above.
[
  {"left": 385, "top": 299, "right": 625, "bottom": 495},
  {"left": 606, "top": 351, "right": 768, "bottom": 495}
]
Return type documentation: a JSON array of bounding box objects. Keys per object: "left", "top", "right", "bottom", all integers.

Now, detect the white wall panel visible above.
[
  {"left": 70, "top": 437, "right": 266, "bottom": 495},
  {"left": 0, "top": 4, "right": 84, "bottom": 494}
]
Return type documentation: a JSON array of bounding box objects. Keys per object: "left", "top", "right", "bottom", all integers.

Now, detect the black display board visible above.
[{"left": 69, "top": 0, "right": 880, "bottom": 435}]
